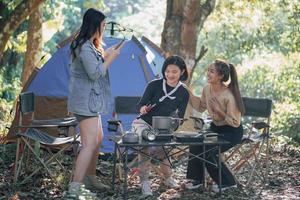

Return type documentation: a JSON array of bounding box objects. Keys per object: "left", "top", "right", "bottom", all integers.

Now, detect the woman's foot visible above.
[
  {"left": 67, "top": 182, "right": 97, "bottom": 199},
  {"left": 211, "top": 184, "right": 237, "bottom": 192},
  {"left": 185, "top": 180, "right": 203, "bottom": 190},
  {"left": 83, "top": 175, "right": 110, "bottom": 191}
]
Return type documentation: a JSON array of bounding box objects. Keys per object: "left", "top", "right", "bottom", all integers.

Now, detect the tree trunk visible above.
[
  {"left": 0, "top": 0, "right": 44, "bottom": 61},
  {"left": 161, "top": 0, "right": 215, "bottom": 85},
  {"left": 21, "top": 4, "right": 43, "bottom": 87},
  {"left": 161, "top": 0, "right": 215, "bottom": 132}
]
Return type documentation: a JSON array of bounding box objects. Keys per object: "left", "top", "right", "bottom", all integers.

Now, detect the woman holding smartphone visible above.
[{"left": 68, "top": 8, "right": 124, "bottom": 197}]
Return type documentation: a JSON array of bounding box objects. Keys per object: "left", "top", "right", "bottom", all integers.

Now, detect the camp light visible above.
[{"left": 141, "top": 129, "right": 157, "bottom": 141}]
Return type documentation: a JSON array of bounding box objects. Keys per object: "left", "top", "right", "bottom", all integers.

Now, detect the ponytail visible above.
[{"left": 228, "top": 64, "right": 245, "bottom": 115}]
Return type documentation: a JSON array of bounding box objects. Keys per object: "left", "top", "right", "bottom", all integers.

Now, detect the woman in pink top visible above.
[{"left": 185, "top": 59, "right": 245, "bottom": 192}]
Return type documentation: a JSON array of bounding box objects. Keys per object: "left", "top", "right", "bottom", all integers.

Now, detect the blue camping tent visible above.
[{"left": 10, "top": 36, "right": 165, "bottom": 153}]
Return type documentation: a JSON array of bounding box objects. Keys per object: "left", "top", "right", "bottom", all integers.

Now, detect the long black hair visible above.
[
  {"left": 161, "top": 55, "right": 189, "bottom": 81},
  {"left": 213, "top": 59, "right": 245, "bottom": 114},
  {"left": 70, "top": 8, "right": 106, "bottom": 60}
]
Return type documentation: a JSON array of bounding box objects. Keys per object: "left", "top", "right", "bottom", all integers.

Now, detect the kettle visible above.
[{"left": 122, "top": 131, "right": 139, "bottom": 143}]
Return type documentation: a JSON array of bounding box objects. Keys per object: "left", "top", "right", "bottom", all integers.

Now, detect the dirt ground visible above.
[{"left": 0, "top": 140, "right": 299, "bottom": 200}]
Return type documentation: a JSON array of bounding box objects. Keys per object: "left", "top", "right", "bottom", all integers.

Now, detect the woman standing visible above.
[
  {"left": 185, "top": 59, "right": 244, "bottom": 192},
  {"left": 68, "top": 8, "right": 123, "bottom": 196}
]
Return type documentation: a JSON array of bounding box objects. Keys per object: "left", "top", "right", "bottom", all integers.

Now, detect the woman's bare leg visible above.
[
  {"left": 73, "top": 116, "right": 103, "bottom": 182},
  {"left": 86, "top": 117, "right": 103, "bottom": 175}
]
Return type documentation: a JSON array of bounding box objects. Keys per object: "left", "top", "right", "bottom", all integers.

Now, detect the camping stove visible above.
[{"left": 153, "top": 129, "right": 173, "bottom": 142}]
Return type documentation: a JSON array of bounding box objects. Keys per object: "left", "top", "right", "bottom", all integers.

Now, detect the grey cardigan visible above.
[{"left": 68, "top": 40, "right": 111, "bottom": 116}]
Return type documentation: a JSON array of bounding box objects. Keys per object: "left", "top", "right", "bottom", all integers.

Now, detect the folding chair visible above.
[
  {"left": 14, "top": 91, "right": 80, "bottom": 185},
  {"left": 224, "top": 97, "right": 272, "bottom": 186},
  {"left": 107, "top": 96, "right": 141, "bottom": 181},
  {"left": 108, "top": 96, "right": 141, "bottom": 134}
]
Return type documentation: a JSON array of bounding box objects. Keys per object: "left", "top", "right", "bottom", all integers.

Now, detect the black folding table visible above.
[{"left": 111, "top": 136, "right": 229, "bottom": 199}]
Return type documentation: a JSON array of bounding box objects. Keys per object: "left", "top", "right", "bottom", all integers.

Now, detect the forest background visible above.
[{"left": 0, "top": 0, "right": 299, "bottom": 144}]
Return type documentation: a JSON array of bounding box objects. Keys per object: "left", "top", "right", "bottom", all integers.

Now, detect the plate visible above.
[{"left": 174, "top": 131, "right": 204, "bottom": 142}]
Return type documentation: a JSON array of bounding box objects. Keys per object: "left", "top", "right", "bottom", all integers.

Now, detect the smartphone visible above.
[{"left": 114, "top": 38, "right": 125, "bottom": 49}]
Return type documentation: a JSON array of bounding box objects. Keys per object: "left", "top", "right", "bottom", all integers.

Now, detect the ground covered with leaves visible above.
[{"left": 0, "top": 139, "right": 299, "bottom": 200}]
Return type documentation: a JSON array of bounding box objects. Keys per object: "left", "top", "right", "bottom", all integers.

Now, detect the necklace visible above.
[{"left": 159, "top": 79, "right": 182, "bottom": 102}]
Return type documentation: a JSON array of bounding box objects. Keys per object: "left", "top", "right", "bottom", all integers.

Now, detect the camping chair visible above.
[
  {"left": 108, "top": 96, "right": 141, "bottom": 135},
  {"left": 224, "top": 97, "right": 272, "bottom": 186},
  {"left": 14, "top": 91, "right": 80, "bottom": 185},
  {"left": 107, "top": 96, "right": 141, "bottom": 181}
]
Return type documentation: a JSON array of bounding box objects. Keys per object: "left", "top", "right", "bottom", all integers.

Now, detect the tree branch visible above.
[
  {"left": 187, "top": 45, "right": 208, "bottom": 85},
  {"left": 195, "top": 45, "right": 208, "bottom": 65},
  {"left": 0, "top": 0, "right": 44, "bottom": 60}
]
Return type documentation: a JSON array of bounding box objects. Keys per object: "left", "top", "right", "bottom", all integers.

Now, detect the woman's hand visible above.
[
  {"left": 209, "top": 97, "right": 226, "bottom": 118},
  {"left": 140, "top": 105, "right": 148, "bottom": 115},
  {"left": 103, "top": 41, "right": 126, "bottom": 69},
  {"left": 104, "top": 40, "right": 126, "bottom": 63},
  {"left": 209, "top": 97, "right": 221, "bottom": 114},
  {"left": 102, "top": 45, "right": 123, "bottom": 69},
  {"left": 104, "top": 47, "right": 120, "bottom": 62},
  {"left": 139, "top": 104, "right": 154, "bottom": 115}
]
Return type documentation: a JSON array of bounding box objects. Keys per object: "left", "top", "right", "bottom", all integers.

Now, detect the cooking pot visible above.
[{"left": 152, "top": 116, "right": 184, "bottom": 131}]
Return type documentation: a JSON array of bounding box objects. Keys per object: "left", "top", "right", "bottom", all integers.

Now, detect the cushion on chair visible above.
[
  {"left": 242, "top": 97, "right": 272, "bottom": 117},
  {"left": 31, "top": 117, "right": 78, "bottom": 126},
  {"left": 17, "top": 128, "right": 80, "bottom": 146}
]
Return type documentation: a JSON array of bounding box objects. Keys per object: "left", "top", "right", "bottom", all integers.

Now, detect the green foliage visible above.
[
  {"left": 272, "top": 103, "right": 300, "bottom": 143},
  {"left": 103, "top": 0, "right": 147, "bottom": 20},
  {"left": 192, "top": 0, "right": 300, "bottom": 143},
  {"left": 0, "top": 0, "right": 164, "bottom": 138},
  {"left": 1, "top": 0, "right": 299, "bottom": 144},
  {"left": 239, "top": 53, "right": 300, "bottom": 142},
  {"left": 272, "top": 56, "right": 300, "bottom": 103},
  {"left": 43, "top": 1, "right": 85, "bottom": 53},
  {"left": 239, "top": 66, "right": 274, "bottom": 99},
  {"left": 0, "top": 69, "right": 19, "bottom": 136},
  {"left": 0, "top": 1, "right": 28, "bottom": 104},
  {"left": 105, "top": 0, "right": 165, "bottom": 43},
  {"left": 0, "top": 98, "right": 14, "bottom": 137},
  {"left": 195, "top": 0, "right": 300, "bottom": 67}
]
